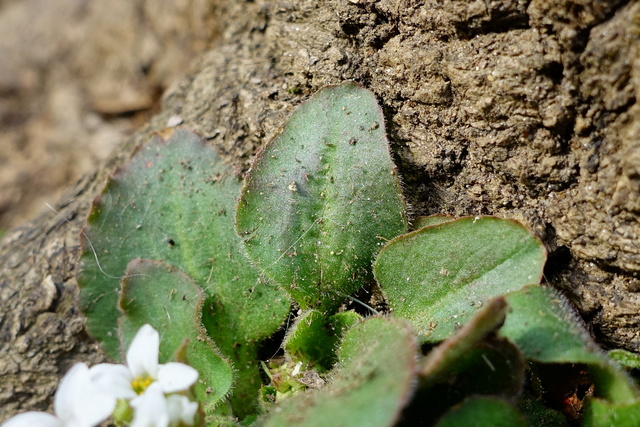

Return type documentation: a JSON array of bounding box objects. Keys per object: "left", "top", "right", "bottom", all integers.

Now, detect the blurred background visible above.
[{"left": 0, "top": 0, "right": 220, "bottom": 232}]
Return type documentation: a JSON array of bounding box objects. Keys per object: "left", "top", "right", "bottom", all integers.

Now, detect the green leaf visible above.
[
  {"left": 77, "top": 129, "right": 290, "bottom": 359},
  {"left": 518, "top": 394, "right": 570, "bottom": 427},
  {"left": 502, "top": 285, "right": 639, "bottom": 404},
  {"left": 284, "top": 310, "right": 361, "bottom": 371},
  {"left": 418, "top": 297, "right": 517, "bottom": 382},
  {"left": 412, "top": 215, "right": 454, "bottom": 230},
  {"left": 258, "top": 317, "right": 417, "bottom": 427},
  {"left": 402, "top": 298, "right": 524, "bottom": 424},
  {"left": 77, "top": 129, "right": 290, "bottom": 419},
  {"left": 503, "top": 285, "right": 602, "bottom": 364},
  {"left": 434, "top": 396, "right": 527, "bottom": 427},
  {"left": 609, "top": 349, "right": 640, "bottom": 370},
  {"left": 236, "top": 82, "right": 408, "bottom": 311},
  {"left": 374, "top": 216, "right": 546, "bottom": 342},
  {"left": 119, "top": 259, "right": 234, "bottom": 412},
  {"left": 583, "top": 398, "right": 640, "bottom": 427}
]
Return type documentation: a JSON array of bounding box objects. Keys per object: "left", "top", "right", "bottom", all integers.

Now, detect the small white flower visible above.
[
  {"left": 166, "top": 394, "right": 198, "bottom": 427},
  {"left": 2, "top": 411, "right": 63, "bottom": 427},
  {"left": 2, "top": 363, "right": 115, "bottom": 427},
  {"left": 130, "top": 383, "right": 169, "bottom": 427},
  {"left": 90, "top": 324, "right": 198, "bottom": 399},
  {"left": 127, "top": 383, "right": 198, "bottom": 427}
]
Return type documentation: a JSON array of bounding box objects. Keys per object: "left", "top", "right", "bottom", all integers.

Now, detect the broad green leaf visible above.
[
  {"left": 236, "top": 82, "right": 408, "bottom": 311},
  {"left": 503, "top": 285, "right": 603, "bottom": 364},
  {"left": 434, "top": 396, "right": 527, "bottom": 427},
  {"left": 402, "top": 298, "right": 524, "bottom": 424},
  {"left": 503, "top": 285, "right": 639, "bottom": 404},
  {"left": 418, "top": 297, "right": 516, "bottom": 382},
  {"left": 374, "top": 216, "right": 546, "bottom": 342},
  {"left": 518, "top": 394, "right": 570, "bottom": 427},
  {"left": 77, "top": 129, "right": 289, "bottom": 419},
  {"left": 119, "top": 259, "right": 233, "bottom": 412},
  {"left": 412, "top": 215, "right": 454, "bottom": 230},
  {"left": 258, "top": 317, "right": 417, "bottom": 427},
  {"left": 284, "top": 309, "right": 361, "bottom": 371},
  {"left": 608, "top": 349, "right": 640, "bottom": 370},
  {"left": 77, "top": 129, "right": 289, "bottom": 359},
  {"left": 583, "top": 398, "right": 640, "bottom": 427}
]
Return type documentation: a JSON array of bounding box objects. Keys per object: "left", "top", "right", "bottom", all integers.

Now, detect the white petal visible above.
[
  {"left": 166, "top": 395, "right": 198, "bottom": 427},
  {"left": 53, "top": 363, "right": 90, "bottom": 422},
  {"left": 1, "top": 412, "right": 63, "bottom": 427},
  {"left": 127, "top": 325, "right": 160, "bottom": 378},
  {"left": 90, "top": 363, "right": 136, "bottom": 399},
  {"left": 130, "top": 383, "right": 169, "bottom": 427},
  {"left": 50, "top": 363, "right": 116, "bottom": 427},
  {"left": 72, "top": 388, "right": 116, "bottom": 427},
  {"left": 157, "top": 363, "right": 198, "bottom": 393}
]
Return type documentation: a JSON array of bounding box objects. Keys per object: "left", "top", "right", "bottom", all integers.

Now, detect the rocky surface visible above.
[{"left": 2, "top": 0, "right": 640, "bottom": 419}]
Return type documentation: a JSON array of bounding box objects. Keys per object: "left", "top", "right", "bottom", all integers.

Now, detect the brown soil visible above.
[
  {"left": 2, "top": 0, "right": 640, "bottom": 419},
  {"left": 0, "top": 0, "right": 218, "bottom": 230}
]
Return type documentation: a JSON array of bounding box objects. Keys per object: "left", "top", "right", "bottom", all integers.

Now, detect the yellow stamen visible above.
[{"left": 131, "top": 376, "right": 154, "bottom": 394}]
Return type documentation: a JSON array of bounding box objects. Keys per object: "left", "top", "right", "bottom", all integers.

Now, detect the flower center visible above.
[{"left": 131, "top": 375, "right": 154, "bottom": 394}]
